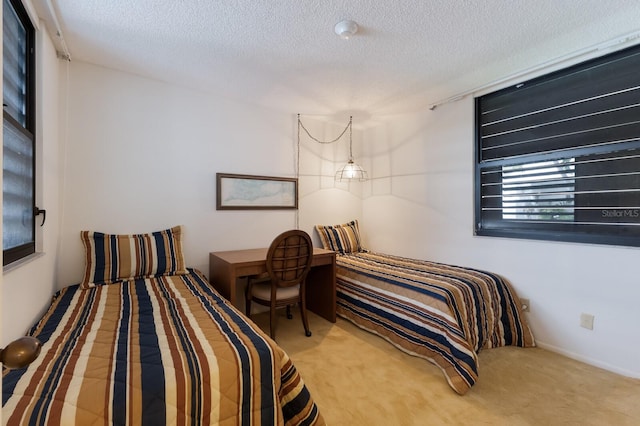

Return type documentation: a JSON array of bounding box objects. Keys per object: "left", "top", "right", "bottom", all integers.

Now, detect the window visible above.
[
  {"left": 501, "top": 159, "right": 575, "bottom": 221},
  {"left": 475, "top": 43, "right": 640, "bottom": 247},
  {"left": 3, "top": 0, "right": 36, "bottom": 265}
]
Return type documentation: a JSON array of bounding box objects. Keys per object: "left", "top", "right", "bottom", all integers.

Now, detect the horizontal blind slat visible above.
[{"left": 480, "top": 49, "right": 640, "bottom": 121}]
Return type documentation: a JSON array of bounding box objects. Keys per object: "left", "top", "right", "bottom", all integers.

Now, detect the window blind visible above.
[
  {"left": 2, "top": 0, "right": 27, "bottom": 126},
  {"left": 475, "top": 43, "right": 640, "bottom": 247},
  {"left": 3, "top": 0, "right": 35, "bottom": 265}
]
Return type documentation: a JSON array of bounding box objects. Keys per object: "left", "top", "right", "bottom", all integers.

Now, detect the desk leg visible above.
[{"left": 306, "top": 263, "right": 336, "bottom": 323}]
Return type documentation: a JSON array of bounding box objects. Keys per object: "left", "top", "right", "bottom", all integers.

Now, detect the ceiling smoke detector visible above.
[{"left": 334, "top": 20, "right": 358, "bottom": 40}]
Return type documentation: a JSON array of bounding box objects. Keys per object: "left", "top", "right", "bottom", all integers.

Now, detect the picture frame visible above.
[{"left": 216, "top": 173, "right": 298, "bottom": 210}]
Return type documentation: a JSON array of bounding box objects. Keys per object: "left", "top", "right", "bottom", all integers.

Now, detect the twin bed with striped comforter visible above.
[
  {"left": 336, "top": 251, "right": 535, "bottom": 395},
  {"left": 2, "top": 269, "right": 324, "bottom": 425}
]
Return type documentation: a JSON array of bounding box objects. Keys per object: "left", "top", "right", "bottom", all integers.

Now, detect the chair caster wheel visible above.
[
  {"left": 305, "top": 330, "right": 312, "bottom": 337},
  {"left": 287, "top": 314, "right": 293, "bottom": 320}
]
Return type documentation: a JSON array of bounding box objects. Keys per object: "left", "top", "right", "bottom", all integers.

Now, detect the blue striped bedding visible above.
[
  {"left": 336, "top": 252, "right": 535, "bottom": 394},
  {"left": 2, "top": 269, "right": 324, "bottom": 425}
]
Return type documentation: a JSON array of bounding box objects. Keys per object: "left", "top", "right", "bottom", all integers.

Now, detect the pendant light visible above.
[
  {"left": 334, "top": 117, "right": 367, "bottom": 181},
  {"left": 297, "top": 115, "right": 368, "bottom": 182}
]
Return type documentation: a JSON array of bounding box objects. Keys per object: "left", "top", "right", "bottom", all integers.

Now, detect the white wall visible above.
[
  {"left": 2, "top": 22, "right": 62, "bottom": 344},
  {"left": 362, "top": 99, "right": 640, "bottom": 378},
  {"left": 56, "top": 63, "right": 362, "bottom": 288}
]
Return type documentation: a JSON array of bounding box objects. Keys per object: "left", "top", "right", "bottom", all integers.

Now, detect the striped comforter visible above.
[
  {"left": 336, "top": 252, "right": 535, "bottom": 395},
  {"left": 2, "top": 269, "right": 324, "bottom": 425}
]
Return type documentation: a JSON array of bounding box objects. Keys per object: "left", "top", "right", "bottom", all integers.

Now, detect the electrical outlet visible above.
[
  {"left": 520, "top": 298, "right": 530, "bottom": 312},
  {"left": 580, "top": 313, "right": 595, "bottom": 330}
]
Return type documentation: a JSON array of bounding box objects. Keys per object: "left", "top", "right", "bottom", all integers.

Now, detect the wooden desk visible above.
[{"left": 209, "top": 247, "right": 336, "bottom": 322}]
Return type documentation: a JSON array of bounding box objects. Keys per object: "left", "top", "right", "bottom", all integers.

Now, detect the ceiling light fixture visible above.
[{"left": 334, "top": 20, "right": 358, "bottom": 40}]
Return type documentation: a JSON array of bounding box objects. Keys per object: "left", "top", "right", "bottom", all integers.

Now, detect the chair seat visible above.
[{"left": 251, "top": 281, "right": 300, "bottom": 301}]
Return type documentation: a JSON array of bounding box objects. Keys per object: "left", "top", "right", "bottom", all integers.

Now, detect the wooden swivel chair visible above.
[{"left": 245, "top": 230, "right": 314, "bottom": 340}]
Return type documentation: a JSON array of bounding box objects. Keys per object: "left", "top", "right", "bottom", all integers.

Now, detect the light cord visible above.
[
  {"left": 297, "top": 114, "right": 352, "bottom": 144},
  {"left": 295, "top": 115, "right": 301, "bottom": 229}
]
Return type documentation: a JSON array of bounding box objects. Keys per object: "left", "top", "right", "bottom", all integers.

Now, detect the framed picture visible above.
[{"left": 216, "top": 173, "right": 298, "bottom": 210}]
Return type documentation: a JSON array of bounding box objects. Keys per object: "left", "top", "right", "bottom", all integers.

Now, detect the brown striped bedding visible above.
[
  {"left": 2, "top": 269, "right": 324, "bottom": 425},
  {"left": 336, "top": 252, "right": 535, "bottom": 395}
]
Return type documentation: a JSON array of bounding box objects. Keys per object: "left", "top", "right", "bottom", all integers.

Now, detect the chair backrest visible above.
[{"left": 266, "top": 230, "right": 313, "bottom": 288}]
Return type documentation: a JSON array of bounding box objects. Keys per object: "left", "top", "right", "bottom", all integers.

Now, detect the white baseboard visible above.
[{"left": 535, "top": 341, "right": 640, "bottom": 379}]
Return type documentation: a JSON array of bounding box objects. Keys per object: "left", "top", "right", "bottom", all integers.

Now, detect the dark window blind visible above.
[
  {"left": 3, "top": 0, "right": 27, "bottom": 126},
  {"left": 3, "top": 0, "right": 35, "bottom": 265},
  {"left": 475, "top": 43, "right": 640, "bottom": 247}
]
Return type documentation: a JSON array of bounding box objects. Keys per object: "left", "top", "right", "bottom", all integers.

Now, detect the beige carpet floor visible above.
[{"left": 251, "top": 310, "right": 640, "bottom": 425}]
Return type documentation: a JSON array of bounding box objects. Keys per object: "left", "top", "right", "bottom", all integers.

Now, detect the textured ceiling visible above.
[{"left": 35, "top": 0, "right": 640, "bottom": 121}]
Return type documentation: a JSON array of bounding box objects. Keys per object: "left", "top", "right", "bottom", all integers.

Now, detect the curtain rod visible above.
[
  {"left": 44, "top": 0, "right": 71, "bottom": 61},
  {"left": 428, "top": 29, "right": 640, "bottom": 111}
]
